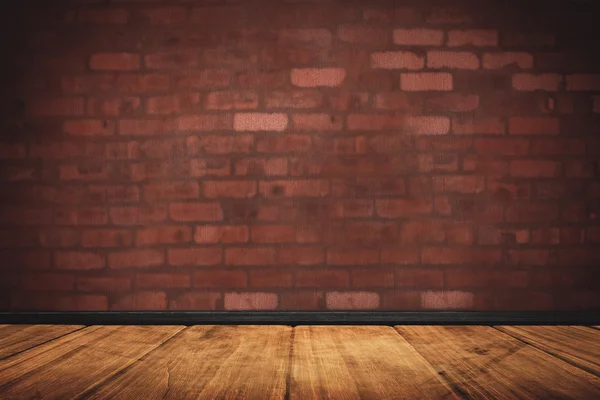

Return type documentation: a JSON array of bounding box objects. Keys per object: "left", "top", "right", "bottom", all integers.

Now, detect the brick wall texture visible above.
[{"left": 1, "top": 0, "right": 599, "bottom": 311}]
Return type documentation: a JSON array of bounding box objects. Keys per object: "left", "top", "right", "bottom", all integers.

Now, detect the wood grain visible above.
[
  {"left": 0, "top": 325, "right": 183, "bottom": 399},
  {"left": 496, "top": 326, "right": 600, "bottom": 376},
  {"left": 396, "top": 325, "right": 600, "bottom": 400},
  {"left": 291, "top": 326, "right": 457, "bottom": 400},
  {"left": 82, "top": 325, "right": 291, "bottom": 400},
  {"left": 0, "top": 325, "right": 83, "bottom": 359}
]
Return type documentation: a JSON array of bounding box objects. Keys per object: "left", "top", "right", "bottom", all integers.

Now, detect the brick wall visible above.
[{"left": 1, "top": 0, "right": 599, "bottom": 311}]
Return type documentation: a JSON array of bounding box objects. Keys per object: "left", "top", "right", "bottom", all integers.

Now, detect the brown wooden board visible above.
[
  {"left": 496, "top": 326, "right": 600, "bottom": 376},
  {"left": 396, "top": 325, "right": 600, "bottom": 400},
  {"left": 82, "top": 325, "right": 291, "bottom": 400},
  {"left": 290, "top": 325, "right": 457, "bottom": 400},
  {"left": 0, "top": 325, "right": 183, "bottom": 399},
  {"left": 0, "top": 325, "right": 83, "bottom": 359}
]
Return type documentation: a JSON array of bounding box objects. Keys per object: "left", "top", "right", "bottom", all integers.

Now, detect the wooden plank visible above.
[
  {"left": 82, "top": 325, "right": 291, "bottom": 400},
  {"left": 0, "top": 325, "right": 183, "bottom": 399},
  {"left": 396, "top": 325, "right": 600, "bottom": 400},
  {"left": 291, "top": 326, "right": 457, "bottom": 400},
  {"left": 0, "top": 325, "right": 83, "bottom": 359},
  {"left": 496, "top": 326, "right": 600, "bottom": 376}
]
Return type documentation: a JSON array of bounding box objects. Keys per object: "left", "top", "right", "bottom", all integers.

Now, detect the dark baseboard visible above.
[{"left": 0, "top": 311, "right": 599, "bottom": 325}]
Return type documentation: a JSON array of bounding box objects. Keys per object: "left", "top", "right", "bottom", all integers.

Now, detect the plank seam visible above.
[
  {"left": 0, "top": 326, "right": 87, "bottom": 362},
  {"left": 73, "top": 326, "right": 189, "bottom": 400},
  {"left": 492, "top": 327, "right": 600, "bottom": 379}
]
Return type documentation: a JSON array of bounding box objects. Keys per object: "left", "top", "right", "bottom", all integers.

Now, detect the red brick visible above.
[
  {"left": 55, "top": 251, "right": 105, "bottom": 270},
  {"left": 205, "top": 91, "right": 259, "bottom": 110},
  {"left": 393, "top": 29, "right": 443, "bottom": 46},
  {"left": 512, "top": 74, "right": 562, "bottom": 91},
  {"left": 259, "top": 180, "right": 329, "bottom": 198},
  {"left": 375, "top": 199, "right": 432, "bottom": 218},
  {"left": 22, "top": 273, "right": 75, "bottom": 291},
  {"left": 401, "top": 73, "right": 452, "bottom": 91},
  {"left": 421, "top": 291, "right": 474, "bottom": 309},
  {"left": 110, "top": 205, "right": 167, "bottom": 226},
  {"left": 143, "top": 182, "right": 199, "bottom": 201},
  {"left": 462, "top": 156, "right": 506, "bottom": 177},
  {"left": 168, "top": 248, "right": 222, "bottom": 266},
  {"left": 146, "top": 93, "right": 201, "bottom": 115},
  {"left": 294, "top": 269, "right": 348, "bottom": 288},
  {"left": 169, "top": 292, "right": 221, "bottom": 310},
  {"left": 256, "top": 134, "right": 312, "bottom": 153},
  {"left": 423, "top": 94, "right": 479, "bottom": 113},
  {"left": 90, "top": 53, "right": 139, "bottom": 71},
  {"left": 251, "top": 225, "right": 295, "bottom": 244},
  {"left": 351, "top": 269, "right": 395, "bottom": 288},
  {"left": 509, "top": 117, "right": 560, "bottom": 135},
  {"left": 483, "top": 53, "right": 533, "bottom": 69},
  {"left": 82, "top": 229, "right": 133, "bottom": 248},
  {"left": 447, "top": 30, "right": 498, "bottom": 47},
  {"left": 176, "top": 69, "right": 231, "bottom": 89},
  {"left": 427, "top": 51, "right": 480, "bottom": 70},
  {"left": 291, "top": 68, "right": 346, "bottom": 87},
  {"left": 566, "top": 74, "right": 600, "bottom": 91},
  {"left": 396, "top": 269, "right": 443, "bottom": 288},
  {"left": 137, "top": 7, "right": 187, "bottom": 25},
  {"left": 78, "top": 9, "right": 128, "bottom": 24},
  {"left": 505, "top": 202, "right": 559, "bottom": 222},
  {"left": 326, "top": 292, "right": 379, "bottom": 310},
  {"left": 233, "top": 113, "right": 287, "bottom": 132},
  {"left": 337, "top": 25, "right": 388, "bottom": 45},
  {"left": 112, "top": 291, "right": 167, "bottom": 311},
  {"left": 427, "top": 7, "right": 474, "bottom": 24},
  {"left": 371, "top": 51, "right": 424, "bottom": 70},
  {"left": 347, "top": 115, "right": 449, "bottom": 134},
  {"left": 502, "top": 32, "right": 555, "bottom": 47},
  {"left": 380, "top": 248, "right": 420, "bottom": 264},
  {"left": 116, "top": 74, "right": 170, "bottom": 93},
  {"left": 327, "top": 249, "right": 379, "bottom": 266},
  {"left": 509, "top": 160, "right": 561, "bottom": 178},
  {"left": 474, "top": 138, "right": 529, "bottom": 156},
  {"left": 135, "top": 226, "right": 192, "bottom": 246},
  {"left": 176, "top": 114, "right": 233, "bottom": 132},
  {"left": 279, "top": 291, "right": 323, "bottom": 310},
  {"left": 249, "top": 269, "right": 293, "bottom": 288},
  {"left": 432, "top": 175, "right": 485, "bottom": 194},
  {"left": 422, "top": 247, "right": 501, "bottom": 265},
  {"left": 200, "top": 135, "right": 253, "bottom": 154},
  {"left": 64, "top": 119, "right": 115, "bottom": 136},
  {"left": 203, "top": 181, "right": 257, "bottom": 199},
  {"left": 452, "top": 116, "right": 505, "bottom": 135},
  {"left": 28, "top": 97, "right": 85, "bottom": 116},
  {"left": 55, "top": 207, "right": 108, "bottom": 226},
  {"left": 292, "top": 113, "right": 343, "bottom": 131},
  {"left": 137, "top": 273, "right": 190, "bottom": 289},
  {"left": 329, "top": 200, "right": 373, "bottom": 219},
  {"left": 399, "top": 220, "right": 445, "bottom": 244},
  {"left": 109, "top": 250, "right": 165, "bottom": 269},
  {"left": 507, "top": 250, "right": 550, "bottom": 266},
  {"left": 235, "top": 158, "right": 288, "bottom": 176},
  {"left": 278, "top": 246, "right": 325, "bottom": 265},
  {"left": 265, "top": 90, "right": 323, "bottom": 109},
  {"left": 225, "top": 247, "right": 277, "bottom": 266},
  {"left": 593, "top": 96, "right": 600, "bottom": 113},
  {"left": 87, "top": 97, "right": 141, "bottom": 116},
  {"left": 11, "top": 294, "right": 108, "bottom": 311},
  {"left": 169, "top": 202, "right": 223, "bottom": 222},
  {"left": 77, "top": 275, "right": 132, "bottom": 292},
  {"left": 224, "top": 292, "right": 278, "bottom": 310},
  {"left": 194, "top": 269, "right": 247, "bottom": 288},
  {"left": 194, "top": 225, "right": 249, "bottom": 244},
  {"left": 565, "top": 161, "right": 595, "bottom": 178}
]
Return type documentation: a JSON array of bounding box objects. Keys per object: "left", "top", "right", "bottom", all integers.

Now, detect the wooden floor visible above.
[{"left": 0, "top": 325, "right": 599, "bottom": 399}]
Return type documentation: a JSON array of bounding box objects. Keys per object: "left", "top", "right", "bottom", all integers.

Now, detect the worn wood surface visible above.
[
  {"left": 0, "top": 325, "right": 183, "bottom": 399},
  {"left": 291, "top": 326, "right": 457, "bottom": 400},
  {"left": 82, "top": 325, "right": 291, "bottom": 400},
  {"left": 497, "top": 326, "right": 600, "bottom": 376},
  {"left": 0, "top": 324, "right": 83, "bottom": 359},
  {"left": 1, "top": 324, "right": 600, "bottom": 399},
  {"left": 396, "top": 325, "right": 600, "bottom": 400}
]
